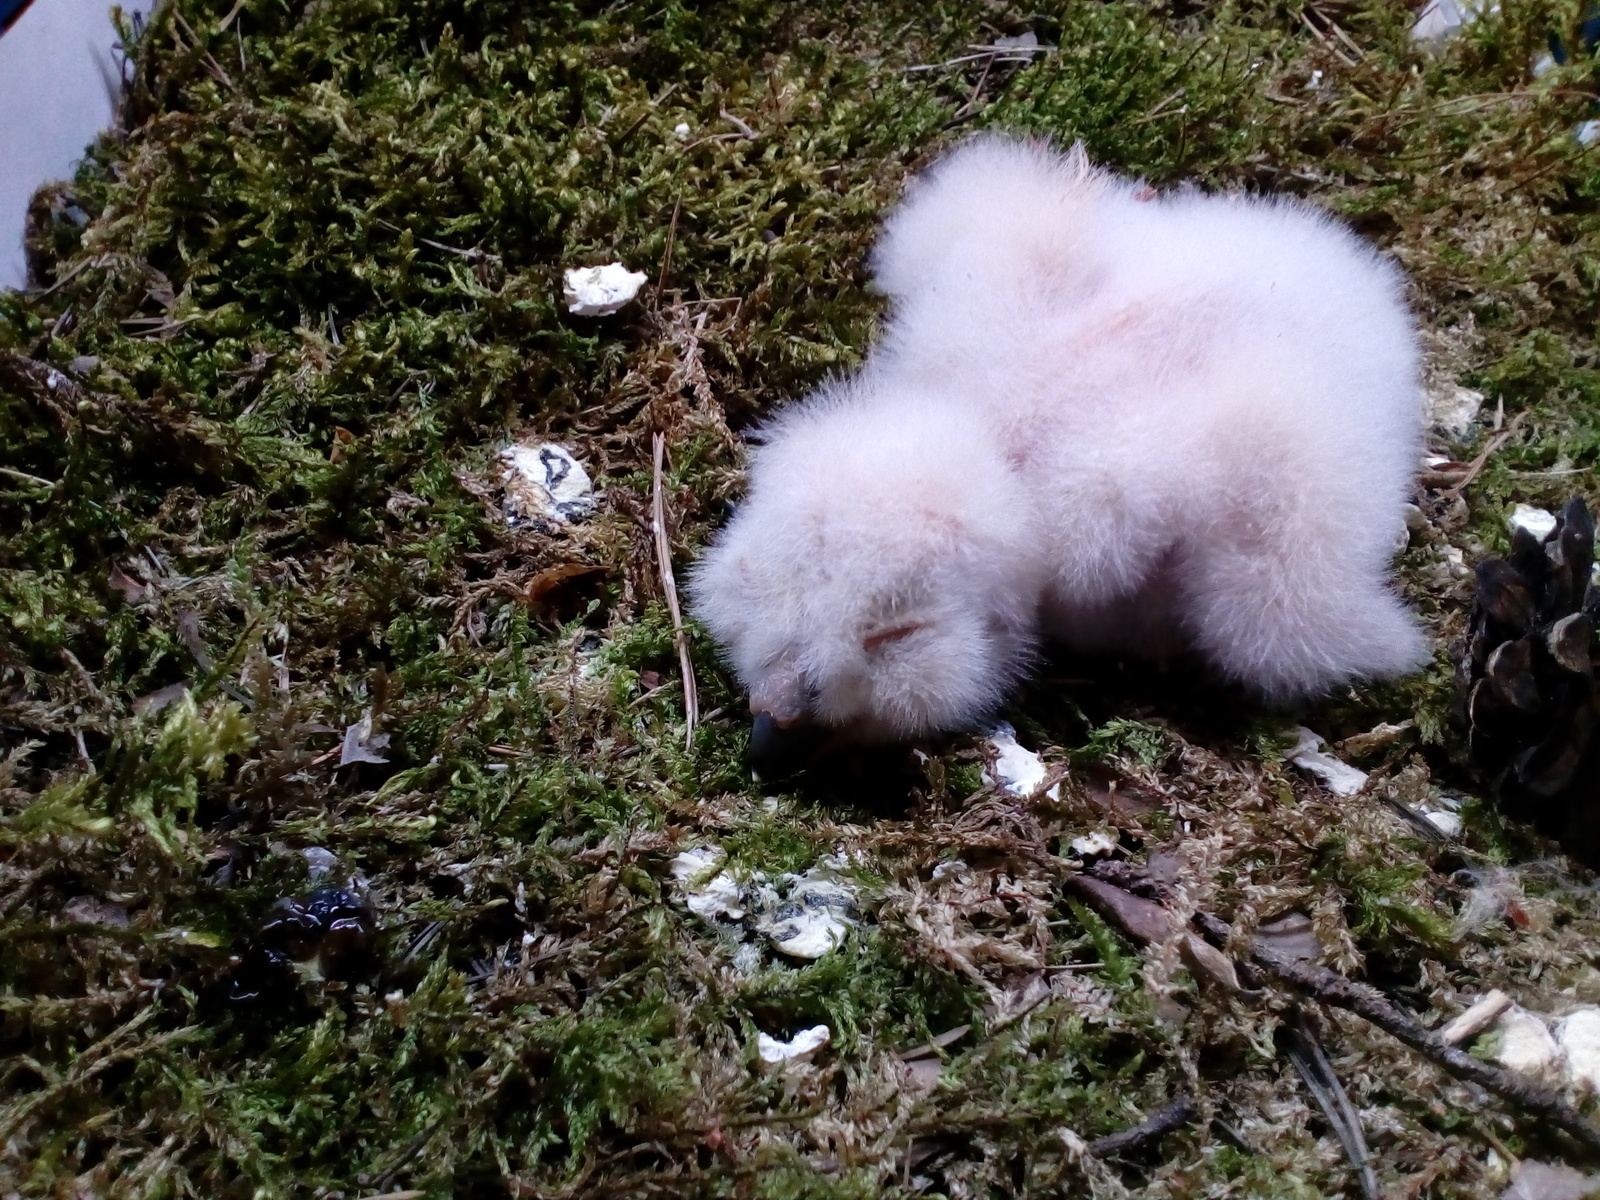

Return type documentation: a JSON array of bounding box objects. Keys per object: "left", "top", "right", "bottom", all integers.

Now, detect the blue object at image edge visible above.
[{"left": 0, "top": 0, "right": 36, "bottom": 35}]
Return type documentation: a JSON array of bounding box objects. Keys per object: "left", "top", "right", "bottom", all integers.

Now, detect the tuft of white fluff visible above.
[{"left": 690, "top": 134, "right": 1428, "bottom": 739}]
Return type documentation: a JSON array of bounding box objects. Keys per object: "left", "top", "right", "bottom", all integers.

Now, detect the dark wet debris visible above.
[{"left": 228, "top": 887, "right": 379, "bottom": 1003}]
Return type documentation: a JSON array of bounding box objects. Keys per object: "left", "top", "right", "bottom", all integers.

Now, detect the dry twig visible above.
[
  {"left": 1298, "top": 8, "right": 1359, "bottom": 67},
  {"left": 719, "top": 108, "right": 757, "bottom": 138},
  {"left": 1310, "top": 5, "right": 1366, "bottom": 60},
  {"left": 1088, "top": 1095, "right": 1198, "bottom": 1158},
  {"left": 651, "top": 432, "right": 699, "bottom": 749},
  {"left": 1073, "top": 870, "right": 1600, "bottom": 1155},
  {"left": 1192, "top": 911, "right": 1600, "bottom": 1156},
  {"left": 31, "top": 256, "right": 93, "bottom": 297},
  {"left": 1444, "top": 411, "right": 1528, "bottom": 500},
  {"left": 904, "top": 41, "right": 1050, "bottom": 72},
  {"left": 655, "top": 197, "right": 682, "bottom": 302},
  {"left": 0, "top": 351, "right": 88, "bottom": 431},
  {"left": 172, "top": 10, "right": 239, "bottom": 93},
  {"left": 1130, "top": 87, "right": 1188, "bottom": 124},
  {"left": 0, "top": 466, "right": 56, "bottom": 489},
  {"left": 372, "top": 218, "right": 500, "bottom": 263}
]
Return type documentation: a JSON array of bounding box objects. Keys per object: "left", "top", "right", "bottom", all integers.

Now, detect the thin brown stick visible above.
[
  {"left": 719, "top": 108, "right": 757, "bottom": 139},
  {"left": 1193, "top": 912, "right": 1600, "bottom": 1156},
  {"left": 654, "top": 198, "right": 682, "bottom": 305},
  {"left": 950, "top": 56, "right": 994, "bottom": 122},
  {"left": 372, "top": 219, "right": 500, "bottom": 263},
  {"left": 1088, "top": 1095, "right": 1197, "bottom": 1158},
  {"left": 651, "top": 432, "right": 699, "bottom": 749},
  {"left": 1311, "top": 5, "right": 1366, "bottom": 61},
  {"left": 419, "top": 235, "right": 497, "bottom": 262},
  {"left": 1136, "top": 87, "right": 1188, "bottom": 122},
  {"left": 1129, "top": 100, "right": 1191, "bottom": 124},
  {"left": 904, "top": 49, "right": 1035, "bottom": 72},
  {"left": 1076, "top": 870, "right": 1600, "bottom": 1154},
  {"left": 32, "top": 257, "right": 92, "bottom": 297},
  {"left": 172, "top": 10, "right": 238, "bottom": 93},
  {"left": 59, "top": 647, "right": 108, "bottom": 712},
  {"left": 1298, "top": 9, "right": 1359, "bottom": 67},
  {"left": 1444, "top": 411, "right": 1527, "bottom": 500},
  {"left": 0, "top": 466, "right": 56, "bottom": 489},
  {"left": 0, "top": 351, "right": 87, "bottom": 431}
]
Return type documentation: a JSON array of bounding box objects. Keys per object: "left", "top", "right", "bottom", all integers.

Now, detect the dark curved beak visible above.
[{"left": 749, "top": 710, "right": 823, "bottom": 780}]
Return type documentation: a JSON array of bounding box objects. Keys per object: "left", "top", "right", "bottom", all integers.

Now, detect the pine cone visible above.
[{"left": 1464, "top": 497, "right": 1600, "bottom": 864}]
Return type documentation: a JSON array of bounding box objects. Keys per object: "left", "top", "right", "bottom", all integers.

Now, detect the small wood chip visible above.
[
  {"left": 900, "top": 1024, "right": 972, "bottom": 1061},
  {"left": 1440, "top": 990, "right": 1513, "bottom": 1046}
]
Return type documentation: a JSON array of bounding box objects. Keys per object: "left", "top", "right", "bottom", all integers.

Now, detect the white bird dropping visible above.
[
  {"left": 562, "top": 262, "right": 647, "bottom": 316},
  {"left": 670, "top": 847, "right": 745, "bottom": 922},
  {"left": 499, "top": 443, "right": 596, "bottom": 528},
  {"left": 757, "top": 1025, "right": 830, "bottom": 1063},
  {"left": 984, "top": 723, "right": 1049, "bottom": 796},
  {"left": 691, "top": 135, "right": 1427, "bottom": 740},
  {"left": 1558, "top": 1008, "right": 1600, "bottom": 1094},
  {"left": 1508, "top": 504, "right": 1557, "bottom": 542},
  {"left": 1289, "top": 728, "right": 1369, "bottom": 797}
]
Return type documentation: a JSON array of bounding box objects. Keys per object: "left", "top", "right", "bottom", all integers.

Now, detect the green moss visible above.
[
  {"left": 1065, "top": 898, "right": 1144, "bottom": 993},
  {"left": 1313, "top": 835, "right": 1457, "bottom": 955},
  {"left": 1075, "top": 717, "right": 1175, "bottom": 771},
  {"left": 4, "top": 0, "right": 1600, "bottom": 1194}
]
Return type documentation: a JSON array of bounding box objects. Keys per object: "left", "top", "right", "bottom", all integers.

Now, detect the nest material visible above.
[
  {"left": 6, "top": 0, "right": 1600, "bottom": 1194},
  {"left": 1465, "top": 497, "right": 1600, "bottom": 863}
]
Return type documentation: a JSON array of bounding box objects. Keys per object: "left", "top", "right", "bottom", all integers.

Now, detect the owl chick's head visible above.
[{"left": 690, "top": 384, "right": 1042, "bottom": 750}]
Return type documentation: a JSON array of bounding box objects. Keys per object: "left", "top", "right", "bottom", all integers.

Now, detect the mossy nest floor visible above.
[{"left": 4, "top": 0, "right": 1600, "bottom": 1196}]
